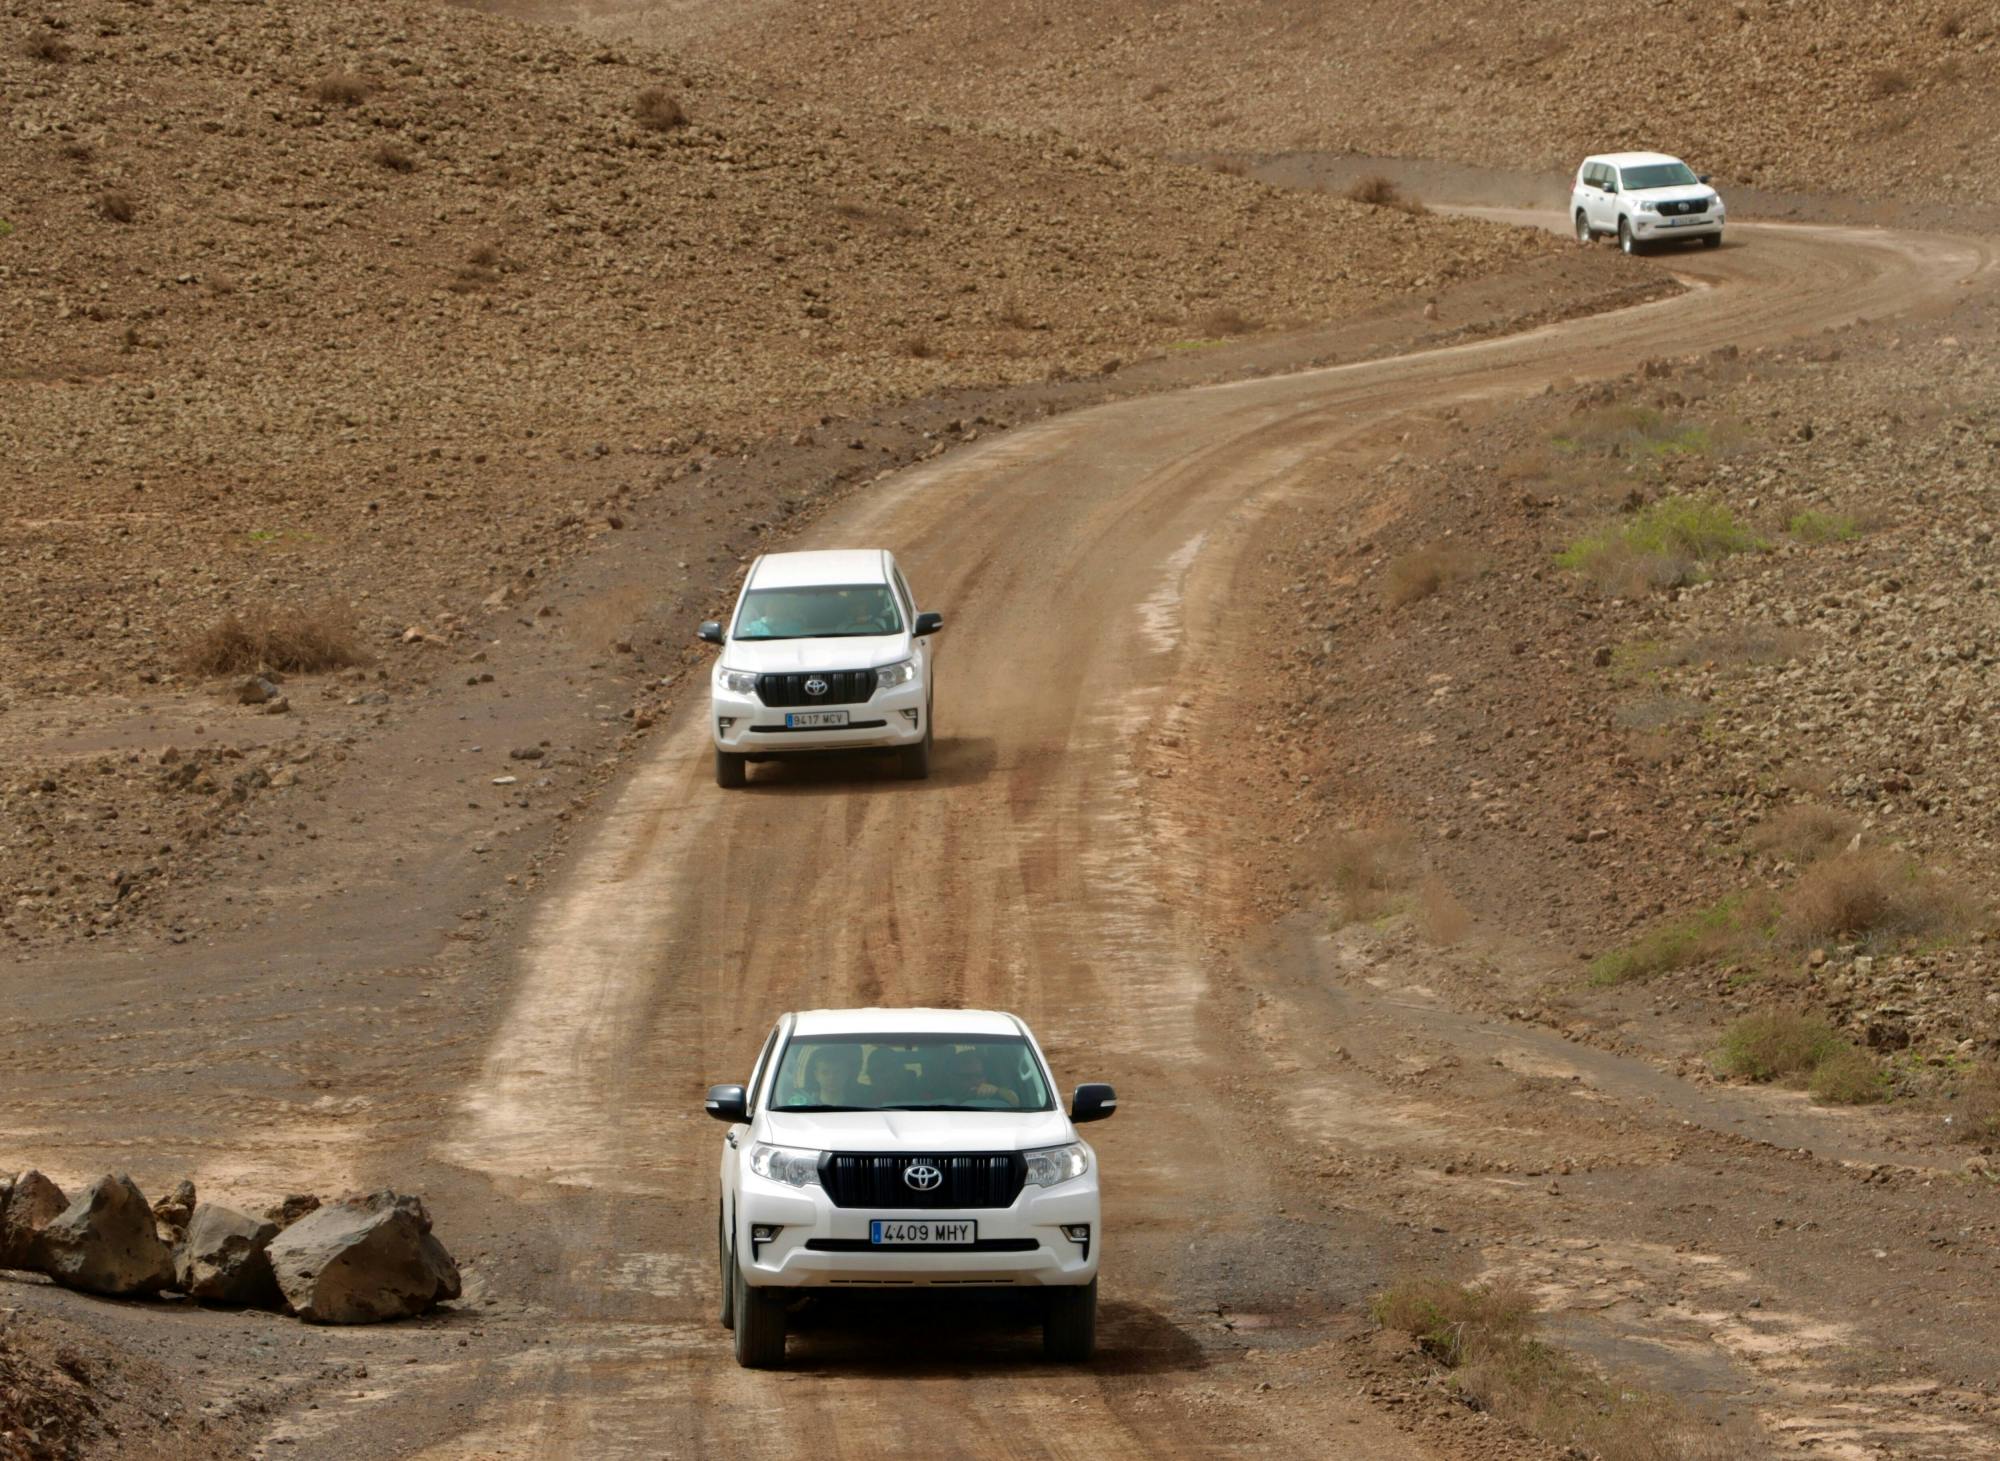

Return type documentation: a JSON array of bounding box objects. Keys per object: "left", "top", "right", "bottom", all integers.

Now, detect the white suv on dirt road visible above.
[
  {"left": 699, "top": 548, "right": 942, "bottom": 788},
  {"left": 1572, "top": 152, "right": 1725, "bottom": 254},
  {"left": 706, "top": 1007, "right": 1117, "bottom": 1368}
]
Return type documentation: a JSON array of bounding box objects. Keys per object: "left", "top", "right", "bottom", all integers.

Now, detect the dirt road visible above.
[{"left": 398, "top": 217, "right": 1993, "bottom": 1458}]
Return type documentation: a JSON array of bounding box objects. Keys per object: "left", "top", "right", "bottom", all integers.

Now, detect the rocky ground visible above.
[
  {"left": 616, "top": 0, "right": 1999, "bottom": 203},
  {"left": 0, "top": 0, "right": 1568, "bottom": 950},
  {"left": 1236, "top": 245, "right": 2000, "bottom": 1131}
]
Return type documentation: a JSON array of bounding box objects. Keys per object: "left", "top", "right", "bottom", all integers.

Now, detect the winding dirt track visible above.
[{"left": 430, "top": 217, "right": 1993, "bottom": 1458}]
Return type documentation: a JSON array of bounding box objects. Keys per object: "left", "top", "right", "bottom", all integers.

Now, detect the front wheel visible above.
[
  {"left": 1618, "top": 217, "right": 1639, "bottom": 255},
  {"left": 897, "top": 715, "right": 932, "bottom": 781},
  {"left": 1043, "top": 1279, "right": 1097, "bottom": 1362},
  {"left": 1574, "top": 209, "right": 1593, "bottom": 245},
  {"left": 715, "top": 748, "right": 747, "bottom": 788},
  {"left": 732, "top": 1260, "right": 787, "bottom": 1367},
  {"left": 1701, "top": 231, "right": 1723, "bottom": 250}
]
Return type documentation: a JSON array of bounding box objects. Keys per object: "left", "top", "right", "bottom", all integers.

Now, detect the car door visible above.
[
  {"left": 723, "top": 1020, "right": 785, "bottom": 1242},
  {"left": 1585, "top": 165, "right": 1615, "bottom": 231},
  {"left": 891, "top": 565, "right": 928, "bottom": 684}
]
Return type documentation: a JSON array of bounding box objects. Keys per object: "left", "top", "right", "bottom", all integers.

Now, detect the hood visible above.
[
  {"left": 762, "top": 1108, "right": 1074, "bottom": 1153},
  {"left": 1630, "top": 185, "right": 1718, "bottom": 206},
  {"left": 722, "top": 633, "right": 909, "bottom": 673}
]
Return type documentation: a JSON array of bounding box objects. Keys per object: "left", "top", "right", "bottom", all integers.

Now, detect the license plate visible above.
[
  {"left": 786, "top": 710, "right": 848, "bottom": 728},
  {"left": 869, "top": 1219, "right": 976, "bottom": 1245}
]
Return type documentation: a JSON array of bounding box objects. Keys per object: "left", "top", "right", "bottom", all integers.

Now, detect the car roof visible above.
[
  {"left": 1587, "top": 151, "right": 1684, "bottom": 169},
  {"left": 788, "top": 1007, "right": 1025, "bottom": 1038},
  {"left": 748, "top": 549, "right": 891, "bottom": 589}
]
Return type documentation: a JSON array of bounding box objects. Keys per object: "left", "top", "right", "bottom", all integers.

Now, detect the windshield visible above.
[
  {"left": 769, "top": 1035, "right": 1054, "bottom": 1112},
  {"left": 733, "top": 584, "right": 903, "bottom": 641},
  {"left": 1620, "top": 162, "right": 1699, "bottom": 191}
]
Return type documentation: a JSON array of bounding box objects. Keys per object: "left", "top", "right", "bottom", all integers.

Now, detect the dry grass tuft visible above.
[
  {"left": 901, "top": 333, "right": 938, "bottom": 360},
  {"left": 1864, "top": 67, "right": 1914, "bottom": 99},
  {"left": 1382, "top": 544, "right": 1479, "bottom": 607},
  {"left": 1417, "top": 878, "right": 1472, "bottom": 946},
  {"left": 466, "top": 243, "right": 503, "bottom": 269},
  {"left": 1751, "top": 804, "right": 1859, "bottom": 865},
  {"left": 20, "top": 31, "right": 74, "bottom": 62},
  {"left": 1948, "top": 1065, "right": 2000, "bottom": 1144},
  {"left": 633, "top": 86, "right": 689, "bottom": 132},
  {"left": 1777, "top": 849, "right": 1973, "bottom": 950},
  {"left": 1329, "top": 827, "right": 1416, "bottom": 926},
  {"left": 184, "top": 606, "right": 368, "bottom": 676},
  {"left": 311, "top": 72, "right": 373, "bottom": 107},
  {"left": 1374, "top": 1275, "right": 1744, "bottom": 1460},
  {"left": 1938, "top": 11, "right": 1966, "bottom": 39},
  {"left": 58, "top": 139, "right": 95, "bottom": 164},
  {"left": 1345, "top": 174, "right": 1427, "bottom": 215},
  {"left": 1714, "top": 1010, "right": 1884, "bottom": 1105},
  {"left": 1195, "top": 305, "right": 1260, "bottom": 337},
  {"left": 96, "top": 190, "right": 138, "bottom": 224},
  {"left": 1590, "top": 896, "right": 1756, "bottom": 984},
  {"left": 369, "top": 142, "right": 416, "bottom": 173}
]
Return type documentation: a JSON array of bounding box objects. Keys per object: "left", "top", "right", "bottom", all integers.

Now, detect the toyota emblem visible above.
[
  {"left": 804, "top": 677, "right": 829, "bottom": 697},
  {"left": 903, "top": 1162, "right": 943, "bottom": 1192}
]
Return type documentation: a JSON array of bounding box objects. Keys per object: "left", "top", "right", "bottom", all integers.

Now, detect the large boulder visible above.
[
  {"left": 0, "top": 1170, "right": 67, "bottom": 1270},
  {"left": 177, "top": 1203, "right": 282, "bottom": 1308},
  {"left": 37, "top": 1174, "right": 177, "bottom": 1296},
  {"left": 266, "top": 1191, "right": 461, "bottom": 1324}
]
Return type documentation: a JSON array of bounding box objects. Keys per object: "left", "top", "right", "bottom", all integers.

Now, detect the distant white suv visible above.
[
  {"left": 1572, "top": 152, "right": 1725, "bottom": 254},
  {"left": 707, "top": 1007, "right": 1117, "bottom": 1368},
  {"left": 699, "top": 548, "right": 942, "bottom": 787}
]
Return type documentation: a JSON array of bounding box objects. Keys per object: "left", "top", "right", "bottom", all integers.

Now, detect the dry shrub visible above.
[
  {"left": 1346, "top": 173, "right": 1399, "bottom": 205},
  {"left": 1374, "top": 1275, "right": 1742, "bottom": 1460},
  {"left": 1418, "top": 878, "right": 1472, "bottom": 946},
  {"left": 1650, "top": 626, "right": 1815, "bottom": 670},
  {"left": 1777, "top": 849, "right": 1972, "bottom": 949},
  {"left": 1938, "top": 11, "right": 1966, "bottom": 39},
  {"left": 1210, "top": 158, "right": 1247, "bottom": 177},
  {"left": 311, "top": 72, "right": 372, "bottom": 106},
  {"left": 1590, "top": 896, "right": 1754, "bottom": 985},
  {"left": 1329, "top": 827, "right": 1415, "bottom": 926},
  {"left": 633, "top": 86, "right": 688, "bottom": 132},
  {"left": 1948, "top": 1066, "right": 2000, "bottom": 1144},
  {"left": 1382, "top": 545, "right": 1478, "bottom": 607},
  {"left": 1751, "top": 804, "right": 1858, "bottom": 865},
  {"left": 832, "top": 200, "right": 921, "bottom": 236},
  {"left": 1715, "top": 1011, "right": 1884, "bottom": 1105},
  {"left": 448, "top": 265, "right": 501, "bottom": 293},
  {"left": 1195, "top": 305, "right": 1259, "bottom": 337},
  {"left": 96, "top": 189, "right": 138, "bottom": 224},
  {"left": 369, "top": 142, "right": 415, "bottom": 173},
  {"left": 58, "top": 139, "right": 94, "bottom": 164},
  {"left": 20, "top": 31, "right": 74, "bottom": 62},
  {"left": 993, "top": 298, "right": 1035, "bottom": 329},
  {"left": 901, "top": 333, "right": 938, "bottom": 360},
  {"left": 467, "top": 243, "right": 502, "bottom": 268},
  {"left": 1864, "top": 67, "right": 1913, "bottom": 99},
  {"left": 184, "top": 606, "right": 368, "bottom": 676}
]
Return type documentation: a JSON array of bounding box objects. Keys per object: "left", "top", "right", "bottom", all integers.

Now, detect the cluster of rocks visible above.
[{"left": 0, "top": 1171, "right": 459, "bottom": 1325}]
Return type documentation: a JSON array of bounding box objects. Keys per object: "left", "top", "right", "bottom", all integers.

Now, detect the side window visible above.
[
  {"left": 1588, "top": 164, "right": 1606, "bottom": 188},
  {"left": 745, "top": 1023, "right": 782, "bottom": 1114},
  {"left": 892, "top": 569, "right": 915, "bottom": 623}
]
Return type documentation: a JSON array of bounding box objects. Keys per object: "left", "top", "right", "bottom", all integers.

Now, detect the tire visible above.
[
  {"left": 1618, "top": 216, "right": 1639, "bottom": 256},
  {"left": 897, "top": 714, "right": 932, "bottom": 781},
  {"left": 718, "top": 1213, "right": 735, "bottom": 1331},
  {"left": 1574, "top": 209, "right": 1593, "bottom": 245},
  {"left": 1701, "top": 231, "right": 1723, "bottom": 250},
  {"left": 732, "top": 1259, "right": 787, "bottom": 1368},
  {"left": 1043, "top": 1279, "right": 1097, "bottom": 1363},
  {"left": 714, "top": 748, "right": 747, "bottom": 789}
]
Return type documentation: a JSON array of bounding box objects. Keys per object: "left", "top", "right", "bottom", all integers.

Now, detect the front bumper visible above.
[
  {"left": 711, "top": 678, "right": 926, "bottom": 754},
  {"left": 1633, "top": 213, "right": 1722, "bottom": 239},
  {"left": 736, "top": 1172, "right": 1100, "bottom": 1289}
]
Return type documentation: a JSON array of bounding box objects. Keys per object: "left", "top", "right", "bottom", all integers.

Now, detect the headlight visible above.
[
  {"left": 747, "top": 1143, "right": 822, "bottom": 1188},
  {"left": 876, "top": 659, "right": 918, "bottom": 690},
  {"left": 1023, "top": 1142, "right": 1090, "bottom": 1189},
  {"left": 1637, "top": 200, "right": 1658, "bottom": 214},
  {"left": 717, "top": 668, "right": 758, "bottom": 695}
]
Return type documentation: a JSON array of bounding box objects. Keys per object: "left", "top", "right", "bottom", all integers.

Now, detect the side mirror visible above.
[
  {"left": 697, "top": 621, "right": 724, "bottom": 645},
  {"left": 704, "top": 1083, "right": 747, "bottom": 1122},
  {"left": 1070, "top": 1083, "right": 1117, "bottom": 1124},
  {"left": 1698, "top": 174, "right": 1712, "bottom": 185},
  {"left": 1603, "top": 180, "right": 1618, "bottom": 194},
  {"left": 913, "top": 611, "right": 945, "bottom": 638}
]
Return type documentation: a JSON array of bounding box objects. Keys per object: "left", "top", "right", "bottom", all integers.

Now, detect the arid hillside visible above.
[
  {"left": 0, "top": 0, "right": 1556, "bottom": 700},
  {"left": 596, "top": 0, "right": 1998, "bottom": 202}
]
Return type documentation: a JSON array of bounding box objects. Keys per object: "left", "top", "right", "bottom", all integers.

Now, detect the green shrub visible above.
[
  {"left": 1716, "top": 1011, "right": 1884, "bottom": 1104},
  {"left": 1788, "top": 509, "right": 1861, "bottom": 544},
  {"left": 1557, "top": 497, "right": 1762, "bottom": 593},
  {"left": 1809, "top": 1046, "right": 1888, "bottom": 1104},
  {"left": 1590, "top": 897, "right": 1748, "bottom": 985}
]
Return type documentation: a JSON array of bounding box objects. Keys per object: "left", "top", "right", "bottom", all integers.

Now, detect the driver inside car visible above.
[{"left": 935, "top": 1048, "right": 1021, "bottom": 1108}]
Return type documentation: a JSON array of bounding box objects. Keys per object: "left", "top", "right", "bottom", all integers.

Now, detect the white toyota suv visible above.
[
  {"left": 1572, "top": 151, "right": 1725, "bottom": 254},
  {"left": 706, "top": 1007, "right": 1117, "bottom": 1368},
  {"left": 698, "top": 548, "right": 942, "bottom": 788}
]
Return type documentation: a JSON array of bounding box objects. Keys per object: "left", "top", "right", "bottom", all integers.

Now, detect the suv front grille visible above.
[
  {"left": 821, "top": 1153, "right": 1026, "bottom": 1210},
  {"left": 1662, "top": 198, "right": 1707, "bottom": 216},
  {"left": 756, "top": 670, "right": 876, "bottom": 707}
]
